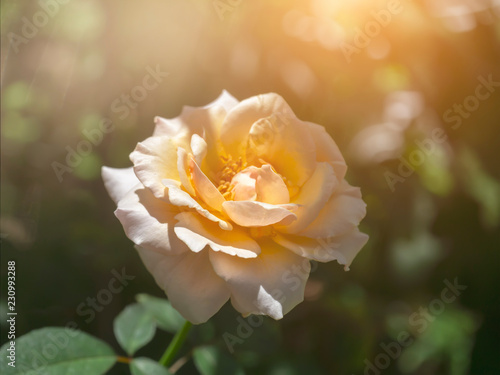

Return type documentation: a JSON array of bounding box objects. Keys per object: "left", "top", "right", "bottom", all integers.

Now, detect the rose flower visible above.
[{"left": 102, "top": 91, "right": 368, "bottom": 324}]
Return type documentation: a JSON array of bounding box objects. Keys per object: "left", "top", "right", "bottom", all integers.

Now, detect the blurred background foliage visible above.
[{"left": 1, "top": 0, "right": 500, "bottom": 374}]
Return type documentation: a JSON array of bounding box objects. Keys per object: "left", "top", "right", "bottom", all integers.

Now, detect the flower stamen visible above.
[{"left": 215, "top": 155, "right": 247, "bottom": 199}]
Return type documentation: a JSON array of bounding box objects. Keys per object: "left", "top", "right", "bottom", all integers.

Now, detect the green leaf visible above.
[
  {"left": 136, "top": 294, "right": 185, "bottom": 333},
  {"left": 130, "top": 357, "right": 172, "bottom": 375},
  {"left": 0, "top": 327, "right": 116, "bottom": 374},
  {"left": 193, "top": 346, "right": 245, "bottom": 375},
  {"left": 113, "top": 303, "right": 156, "bottom": 355}
]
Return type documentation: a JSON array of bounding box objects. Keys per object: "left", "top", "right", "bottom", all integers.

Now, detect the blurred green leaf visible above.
[
  {"left": 58, "top": 1, "right": 105, "bottom": 42},
  {"left": 2, "top": 81, "right": 31, "bottom": 110},
  {"left": 417, "top": 145, "right": 454, "bottom": 196},
  {"left": 373, "top": 64, "right": 410, "bottom": 93},
  {"left": 74, "top": 152, "right": 102, "bottom": 181},
  {"left": 390, "top": 230, "right": 444, "bottom": 282},
  {"left": 458, "top": 147, "right": 500, "bottom": 227},
  {"left": 130, "top": 357, "right": 171, "bottom": 375},
  {"left": 0, "top": 327, "right": 115, "bottom": 374},
  {"left": 136, "top": 294, "right": 185, "bottom": 334},
  {"left": 2, "top": 112, "right": 40, "bottom": 143},
  {"left": 193, "top": 345, "right": 245, "bottom": 375},
  {"left": 267, "top": 358, "right": 324, "bottom": 375},
  {"left": 399, "top": 309, "right": 478, "bottom": 375},
  {"left": 113, "top": 303, "right": 156, "bottom": 356},
  {"left": 78, "top": 112, "right": 104, "bottom": 133}
]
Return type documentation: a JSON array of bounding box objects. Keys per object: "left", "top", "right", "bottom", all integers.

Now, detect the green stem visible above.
[{"left": 159, "top": 320, "right": 193, "bottom": 368}]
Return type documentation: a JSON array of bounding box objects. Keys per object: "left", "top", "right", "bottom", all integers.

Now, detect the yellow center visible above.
[
  {"left": 215, "top": 155, "right": 247, "bottom": 199},
  {"left": 249, "top": 226, "right": 276, "bottom": 238}
]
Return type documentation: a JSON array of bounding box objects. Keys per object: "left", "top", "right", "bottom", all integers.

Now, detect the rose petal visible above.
[
  {"left": 130, "top": 136, "right": 179, "bottom": 199},
  {"left": 136, "top": 246, "right": 230, "bottom": 324},
  {"left": 189, "top": 156, "right": 226, "bottom": 212},
  {"left": 114, "top": 186, "right": 185, "bottom": 255},
  {"left": 204, "top": 90, "right": 240, "bottom": 112},
  {"left": 102, "top": 166, "right": 139, "bottom": 204},
  {"left": 153, "top": 90, "right": 238, "bottom": 141},
  {"left": 152, "top": 116, "right": 191, "bottom": 149},
  {"left": 273, "top": 228, "right": 368, "bottom": 269},
  {"left": 230, "top": 164, "right": 290, "bottom": 204},
  {"left": 191, "top": 134, "right": 207, "bottom": 166},
  {"left": 161, "top": 179, "right": 232, "bottom": 230},
  {"left": 330, "top": 229, "right": 369, "bottom": 270},
  {"left": 246, "top": 114, "right": 316, "bottom": 187},
  {"left": 307, "top": 121, "right": 348, "bottom": 181},
  {"left": 153, "top": 91, "right": 238, "bottom": 170},
  {"left": 209, "top": 240, "right": 310, "bottom": 320},
  {"left": 276, "top": 162, "right": 337, "bottom": 234},
  {"left": 174, "top": 212, "right": 260, "bottom": 258},
  {"left": 255, "top": 164, "right": 290, "bottom": 204},
  {"left": 220, "top": 93, "right": 295, "bottom": 158},
  {"left": 231, "top": 168, "right": 257, "bottom": 201},
  {"left": 222, "top": 200, "right": 298, "bottom": 227},
  {"left": 177, "top": 147, "right": 196, "bottom": 196},
  {"left": 298, "top": 180, "right": 367, "bottom": 238}
]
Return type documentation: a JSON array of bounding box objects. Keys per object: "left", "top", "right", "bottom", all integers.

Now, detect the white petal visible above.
[
  {"left": 174, "top": 212, "right": 260, "bottom": 258},
  {"left": 177, "top": 147, "right": 196, "bottom": 196},
  {"left": 230, "top": 164, "right": 289, "bottom": 204},
  {"left": 222, "top": 200, "right": 298, "bottom": 227},
  {"left": 152, "top": 116, "right": 191, "bottom": 149},
  {"left": 273, "top": 228, "right": 368, "bottom": 269},
  {"left": 307, "top": 121, "right": 347, "bottom": 181},
  {"left": 331, "top": 229, "right": 369, "bottom": 270},
  {"left": 277, "top": 162, "right": 337, "bottom": 234},
  {"left": 246, "top": 113, "right": 316, "bottom": 187},
  {"left": 298, "top": 180, "right": 367, "bottom": 238},
  {"left": 130, "top": 136, "right": 179, "bottom": 199},
  {"left": 231, "top": 169, "right": 257, "bottom": 201},
  {"left": 102, "top": 166, "right": 139, "bottom": 204},
  {"left": 136, "top": 246, "right": 230, "bottom": 324},
  {"left": 220, "top": 93, "right": 295, "bottom": 158},
  {"left": 153, "top": 96, "right": 231, "bottom": 171},
  {"left": 209, "top": 240, "right": 310, "bottom": 320},
  {"left": 255, "top": 164, "right": 289, "bottom": 204},
  {"left": 204, "top": 90, "right": 240, "bottom": 112},
  {"left": 162, "top": 179, "right": 232, "bottom": 230},
  {"left": 114, "top": 186, "right": 185, "bottom": 255},
  {"left": 189, "top": 156, "right": 226, "bottom": 212},
  {"left": 191, "top": 134, "right": 207, "bottom": 165}
]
